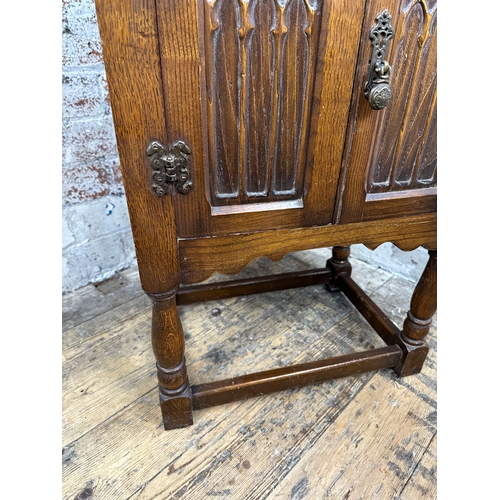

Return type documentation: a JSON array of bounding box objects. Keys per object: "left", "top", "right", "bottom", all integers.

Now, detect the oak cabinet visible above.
[
  {"left": 95, "top": 0, "right": 437, "bottom": 430},
  {"left": 336, "top": 0, "right": 437, "bottom": 224}
]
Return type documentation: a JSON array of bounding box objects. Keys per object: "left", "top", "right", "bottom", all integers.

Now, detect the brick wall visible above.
[{"left": 62, "top": 0, "right": 135, "bottom": 293}]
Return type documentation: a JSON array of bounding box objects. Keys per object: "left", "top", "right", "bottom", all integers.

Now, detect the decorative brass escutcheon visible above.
[
  {"left": 146, "top": 140, "right": 193, "bottom": 196},
  {"left": 364, "top": 10, "right": 395, "bottom": 110}
]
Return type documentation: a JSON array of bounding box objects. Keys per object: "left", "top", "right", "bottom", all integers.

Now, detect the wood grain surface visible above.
[
  {"left": 62, "top": 249, "right": 437, "bottom": 499},
  {"left": 179, "top": 213, "right": 436, "bottom": 283},
  {"left": 88, "top": 0, "right": 438, "bottom": 492},
  {"left": 334, "top": 0, "right": 437, "bottom": 224},
  {"left": 151, "top": 0, "right": 366, "bottom": 238}
]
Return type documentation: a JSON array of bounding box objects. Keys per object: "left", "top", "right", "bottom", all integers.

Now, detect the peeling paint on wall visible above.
[{"left": 62, "top": 0, "right": 135, "bottom": 293}]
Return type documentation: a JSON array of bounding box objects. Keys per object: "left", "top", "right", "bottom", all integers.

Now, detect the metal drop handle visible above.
[{"left": 364, "top": 10, "right": 395, "bottom": 110}]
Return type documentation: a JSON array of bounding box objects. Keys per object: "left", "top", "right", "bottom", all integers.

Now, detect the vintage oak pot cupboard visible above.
[{"left": 95, "top": 0, "right": 437, "bottom": 430}]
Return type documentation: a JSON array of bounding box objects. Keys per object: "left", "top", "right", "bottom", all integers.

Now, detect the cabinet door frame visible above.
[
  {"left": 334, "top": 0, "right": 437, "bottom": 224},
  {"left": 155, "top": 0, "right": 366, "bottom": 238}
]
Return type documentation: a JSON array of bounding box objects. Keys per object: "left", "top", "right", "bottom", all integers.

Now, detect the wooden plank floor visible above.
[{"left": 62, "top": 248, "right": 437, "bottom": 500}]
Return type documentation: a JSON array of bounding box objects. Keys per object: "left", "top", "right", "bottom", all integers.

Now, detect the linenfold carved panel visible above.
[
  {"left": 368, "top": 0, "right": 437, "bottom": 194},
  {"left": 201, "top": 0, "right": 323, "bottom": 207}
]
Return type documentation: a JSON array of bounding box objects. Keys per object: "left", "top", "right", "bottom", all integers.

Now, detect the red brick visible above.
[
  {"left": 62, "top": 161, "right": 113, "bottom": 204},
  {"left": 62, "top": 71, "right": 106, "bottom": 119},
  {"left": 63, "top": 117, "right": 118, "bottom": 165}
]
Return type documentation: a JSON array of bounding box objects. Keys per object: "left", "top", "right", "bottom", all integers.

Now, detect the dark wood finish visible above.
[
  {"left": 402, "top": 250, "right": 437, "bottom": 343},
  {"left": 179, "top": 213, "right": 436, "bottom": 284},
  {"left": 326, "top": 245, "right": 352, "bottom": 290},
  {"left": 200, "top": 0, "right": 323, "bottom": 206},
  {"left": 177, "top": 268, "right": 331, "bottom": 305},
  {"left": 95, "top": 0, "right": 437, "bottom": 430},
  {"left": 335, "top": 0, "right": 437, "bottom": 224},
  {"left": 393, "top": 250, "right": 437, "bottom": 376},
  {"left": 154, "top": 0, "right": 366, "bottom": 238},
  {"left": 94, "top": 0, "right": 195, "bottom": 430},
  {"left": 362, "top": 190, "right": 437, "bottom": 222},
  {"left": 192, "top": 345, "right": 402, "bottom": 410},
  {"left": 93, "top": 0, "right": 178, "bottom": 295},
  {"left": 148, "top": 290, "right": 193, "bottom": 429},
  {"left": 366, "top": 1, "right": 437, "bottom": 194}
]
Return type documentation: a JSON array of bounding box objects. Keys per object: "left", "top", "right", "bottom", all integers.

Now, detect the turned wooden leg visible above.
[
  {"left": 393, "top": 250, "right": 437, "bottom": 377},
  {"left": 148, "top": 289, "right": 193, "bottom": 429},
  {"left": 326, "top": 245, "right": 352, "bottom": 291}
]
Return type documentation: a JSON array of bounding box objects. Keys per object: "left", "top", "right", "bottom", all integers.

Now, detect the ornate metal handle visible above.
[{"left": 364, "top": 10, "right": 395, "bottom": 110}]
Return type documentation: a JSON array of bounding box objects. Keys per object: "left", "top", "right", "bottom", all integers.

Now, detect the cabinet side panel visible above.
[{"left": 94, "top": 0, "right": 181, "bottom": 294}]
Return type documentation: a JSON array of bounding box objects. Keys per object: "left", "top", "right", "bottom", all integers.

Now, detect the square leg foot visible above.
[
  {"left": 159, "top": 385, "right": 194, "bottom": 430},
  {"left": 391, "top": 332, "right": 429, "bottom": 377}
]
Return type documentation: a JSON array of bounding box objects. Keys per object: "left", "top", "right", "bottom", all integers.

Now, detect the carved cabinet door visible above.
[
  {"left": 334, "top": 0, "right": 437, "bottom": 224},
  {"left": 154, "top": 0, "right": 366, "bottom": 238}
]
